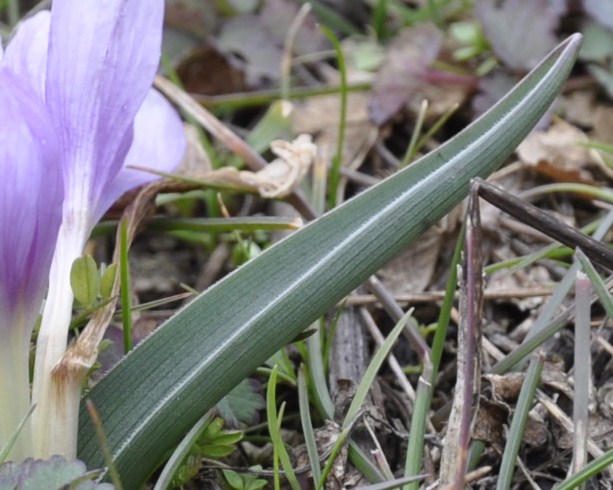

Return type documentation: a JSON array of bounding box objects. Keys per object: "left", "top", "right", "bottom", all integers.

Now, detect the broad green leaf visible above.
[{"left": 78, "top": 35, "right": 582, "bottom": 488}]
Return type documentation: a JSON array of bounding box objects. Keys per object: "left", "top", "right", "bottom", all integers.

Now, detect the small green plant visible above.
[
  {"left": 223, "top": 467, "right": 267, "bottom": 490},
  {"left": 170, "top": 417, "right": 243, "bottom": 489},
  {"left": 197, "top": 418, "right": 243, "bottom": 459},
  {"left": 70, "top": 256, "right": 116, "bottom": 311}
]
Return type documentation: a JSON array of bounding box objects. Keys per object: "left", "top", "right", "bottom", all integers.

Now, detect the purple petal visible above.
[
  {"left": 96, "top": 88, "right": 186, "bottom": 220},
  {"left": 45, "top": 0, "right": 164, "bottom": 221},
  {"left": 2, "top": 11, "right": 51, "bottom": 99},
  {"left": 0, "top": 69, "right": 62, "bottom": 324}
]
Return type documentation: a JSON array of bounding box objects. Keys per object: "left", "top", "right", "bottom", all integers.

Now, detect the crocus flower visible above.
[
  {"left": 0, "top": 68, "right": 63, "bottom": 461},
  {"left": 0, "top": 0, "right": 185, "bottom": 459}
]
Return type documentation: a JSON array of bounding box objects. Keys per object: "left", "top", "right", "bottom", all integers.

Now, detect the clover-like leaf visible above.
[
  {"left": 70, "top": 256, "right": 100, "bottom": 308},
  {"left": 0, "top": 456, "right": 112, "bottom": 490}
]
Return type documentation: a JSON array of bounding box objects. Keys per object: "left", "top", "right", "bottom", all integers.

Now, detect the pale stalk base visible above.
[
  {"left": 0, "top": 322, "right": 32, "bottom": 460},
  {"left": 31, "top": 221, "right": 86, "bottom": 459}
]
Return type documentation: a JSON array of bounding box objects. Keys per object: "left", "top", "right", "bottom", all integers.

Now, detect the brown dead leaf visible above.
[
  {"left": 177, "top": 44, "right": 246, "bottom": 95},
  {"left": 215, "top": 1, "right": 326, "bottom": 88},
  {"left": 516, "top": 119, "right": 603, "bottom": 183},
  {"left": 369, "top": 23, "right": 443, "bottom": 125},
  {"left": 541, "top": 359, "right": 577, "bottom": 402},
  {"left": 473, "top": 373, "right": 524, "bottom": 449},
  {"left": 483, "top": 372, "right": 525, "bottom": 403},
  {"left": 165, "top": 0, "right": 217, "bottom": 40},
  {"left": 379, "top": 228, "right": 442, "bottom": 295},
  {"left": 472, "top": 398, "right": 508, "bottom": 449},
  {"left": 292, "top": 420, "right": 346, "bottom": 481},
  {"left": 260, "top": 0, "right": 328, "bottom": 56},
  {"left": 475, "top": 373, "right": 550, "bottom": 449},
  {"left": 597, "top": 381, "right": 613, "bottom": 419},
  {"left": 584, "top": 411, "right": 613, "bottom": 451},
  {"left": 217, "top": 15, "right": 282, "bottom": 87},
  {"left": 292, "top": 417, "right": 352, "bottom": 489},
  {"left": 475, "top": 0, "right": 565, "bottom": 72},
  {"left": 554, "top": 412, "right": 607, "bottom": 451},
  {"left": 407, "top": 78, "right": 469, "bottom": 122},
  {"left": 283, "top": 37, "right": 379, "bottom": 174},
  {"left": 593, "top": 105, "right": 613, "bottom": 148},
  {"left": 523, "top": 405, "right": 550, "bottom": 447},
  {"left": 559, "top": 90, "right": 598, "bottom": 128},
  {"left": 487, "top": 263, "right": 551, "bottom": 312},
  {"left": 292, "top": 92, "right": 377, "bottom": 171},
  {"left": 369, "top": 24, "right": 473, "bottom": 126},
  {"left": 562, "top": 94, "right": 613, "bottom": 179}
]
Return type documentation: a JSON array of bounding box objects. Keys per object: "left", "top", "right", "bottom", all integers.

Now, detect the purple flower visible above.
[
  {"left": 0, "top": 0, "right": 185, "bottom": 459},
  {"left": 0, "top": 68, "right": 63, "bottom": 460},
  {"left": 4, "top": 2, "right": 186, "bottom": 225}
]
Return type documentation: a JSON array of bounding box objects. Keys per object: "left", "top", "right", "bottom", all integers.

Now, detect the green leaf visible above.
[
  {"left": 198, "top": 417, "right": 243, "bottom": 449},
  {"left": 203, "top": 431, "right": 243, "bottom": 446},
  {"left": 266, "top": 368, "right": 300, "bottom": 490},
  {"left": 99, "top": 264, "right": 117, "bottom": 300},
  {"left": 70, "top": 255, "right": 100, "bottom": 308},
  {"left": 217, "top": 379, "right": 266, "bottom": 427},
  {"left": 223, "top": 469, "right": 245, "bottom": 490},
  {"left": 197, "top": 444, "right": 236, "bottom": 458},
  {"left": 246, "top": 100, "right": 292, "bottom": 153},
  {"left": 554, "top": 447, "right": 613, "bottom": 490},
  {"left": 201, "top": 417, "right": 224, "bottom": 439},
  {"left": 77, "top": 35, "right": 582, "bottom": 489}
]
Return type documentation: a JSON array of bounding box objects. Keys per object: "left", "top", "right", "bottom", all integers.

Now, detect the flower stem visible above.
[
  {"left": 0, "top": 315, "right": 32, "bottom": 461},
  {"left": 31, "top": 220, "right": 86, "bottom": 459}
]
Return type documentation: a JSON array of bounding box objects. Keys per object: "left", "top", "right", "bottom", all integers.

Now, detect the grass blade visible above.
[
  {"left": 496, "top": 355, "right": 544, "bottom": 490},
  {"left": 152, "top": 410, "right": 215, "bottom": 490},
  {"left": 569, "top": 271, "right": 591, "bottom": 482},
  {"left": 297, "top": 368, "right": 321, "bottom": 487},
  {"left": 555, "top": 447, "right": 613, "bottom": 490},
  {"left": 267, "top": 367, "right": 300, "bottom": 490}
]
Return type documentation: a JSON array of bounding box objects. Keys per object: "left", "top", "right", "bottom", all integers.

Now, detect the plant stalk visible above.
[{"left": 32, "top": 218, "right": 88, "bottom": 458}]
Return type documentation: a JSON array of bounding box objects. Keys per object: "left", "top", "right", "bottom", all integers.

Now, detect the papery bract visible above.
[{"left": 0, "top": 69, "right": 63, "bottom": 460}]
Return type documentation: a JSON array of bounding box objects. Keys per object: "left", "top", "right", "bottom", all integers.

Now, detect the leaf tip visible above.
[{"left": 564, "top": 32, "right": 583, "bottom": 51}]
